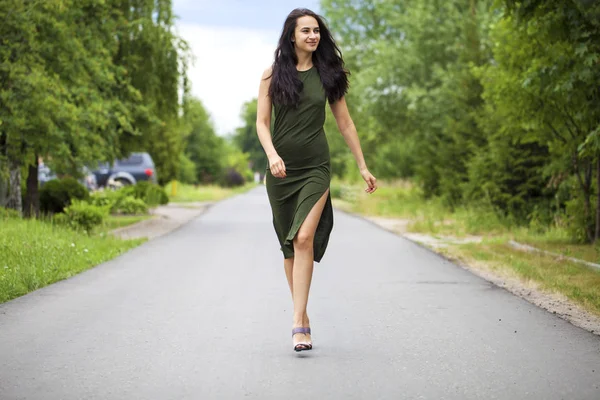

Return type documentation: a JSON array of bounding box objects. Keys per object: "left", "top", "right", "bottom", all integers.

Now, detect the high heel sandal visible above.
[
  {"left": 305, "top": 327, "right": 312, "bottom": 349},
  {"left": 292, "top": 327, "right": 312, "bottom": 352}
]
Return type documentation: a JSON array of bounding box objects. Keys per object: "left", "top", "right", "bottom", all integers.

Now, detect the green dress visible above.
[{"left": 266, "top": 66, "right": 333, "bottom": 263}]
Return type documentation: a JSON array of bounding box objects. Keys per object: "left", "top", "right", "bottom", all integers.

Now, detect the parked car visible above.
[
  {"left": 92, "top": 152, "right": 158, "bottom": 188},
  {"left": 38, "top": 163, "right": 98, "bottom": 191}
]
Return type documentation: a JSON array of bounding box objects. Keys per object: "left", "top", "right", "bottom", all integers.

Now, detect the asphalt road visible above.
[{"left": 1, "top": 186, "right": 599, "bottom": 400}]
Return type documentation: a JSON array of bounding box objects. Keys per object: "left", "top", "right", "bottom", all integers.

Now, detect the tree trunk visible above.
[
  {"left": 0, "top": 170, "right": 7, "bottom": 208},
  {"left": 573, "top": 153, "right": 594, "bottom": 242},
  {"left": 6, "top": 158, "right": 22, "bottom": 214},
  {"left": 23, "top": 153, "right": 39, "bottom": 218},
  {"left": 584, "top": 161, "right": 594, "bottom": 242},
  {"left": 0, "top": 132, "right": 7, "bottom": 207},
  {"left": 596, "top": 156, "right": 600, "bottom": 241}
]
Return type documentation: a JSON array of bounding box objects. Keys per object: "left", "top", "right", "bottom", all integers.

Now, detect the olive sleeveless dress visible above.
[{"left": 265, "top": 66, "right": 333, "bottom": 263}]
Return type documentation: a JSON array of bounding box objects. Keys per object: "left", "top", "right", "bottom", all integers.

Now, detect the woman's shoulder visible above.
[{"left": 261, "top": 66, "right": 273, "bottom": 80}]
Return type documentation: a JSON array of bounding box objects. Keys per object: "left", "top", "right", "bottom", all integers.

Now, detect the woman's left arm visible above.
[{"left": 330, "top": 96, "right": 377, "bottom": 194}]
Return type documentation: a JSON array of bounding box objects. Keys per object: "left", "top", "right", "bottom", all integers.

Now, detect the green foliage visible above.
[
  {"left": 181, "top": 97, "right": 224, "bottom": 183},
  {"left": 1, "top": 0, "right": 190, "bottom": 214},
  {"left": 131, "top": 181, "right": 169, "bottom": 206},
  {"left": 111, "top": 0, "right": 191, "bottom": 185},
  {"left": 114, "top": 196, "right": 148, "bottom": 215},
  {"left": 232, "top": 99, "right": 268, "bottom": 173},
  {"left": 89, "top": 190, "right": 120, "bottom": 210},
  {"left": 63, "top": 200, "right": 108, "bottom": 233},
  {"left": 90, "top": 187, "right": 152, "bottom": 215},
  {"left": 318, "top": 0, "right": 600, "bottom": 242},
  {"left": 39, "top": 178, "right": 89, "bottom": 214},
  {"left": 219, "top": 142, "right": 253, "bottom": 187},
  {"left": 565, "top": 195, "right": 597, "bottom": 244},
  {"left": 178, "top": 153, "right": 197, "bottom": 184}
]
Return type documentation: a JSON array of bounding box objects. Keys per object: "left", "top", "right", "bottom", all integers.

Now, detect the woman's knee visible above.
[{"left": 294, "top": 231, "right": 314, "bottom": 252}]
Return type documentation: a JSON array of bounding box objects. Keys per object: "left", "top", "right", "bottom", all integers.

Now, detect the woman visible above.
[{"left": 256, "top": 8, "right": 377, "bottom": 352}]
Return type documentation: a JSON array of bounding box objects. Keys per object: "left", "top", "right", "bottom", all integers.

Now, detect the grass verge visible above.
[
  {"left": 99, "top": 215, "right": 152, "bottom": 233},
  {"left": 166, "top": 182, "right": 258, "bottom": 203},
  {"left": 332, "top": 179, "right": 600, "bottom": 316},
  {"left": 0, "top": 218, "right": 144, "bottom": 304},
  {"left": 440, "top": 241, "right": 600, "bottom": 316}
]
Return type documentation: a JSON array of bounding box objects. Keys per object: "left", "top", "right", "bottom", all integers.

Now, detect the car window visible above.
[{"left": 116, "top": 154, "right": 144, "bottom": 166}]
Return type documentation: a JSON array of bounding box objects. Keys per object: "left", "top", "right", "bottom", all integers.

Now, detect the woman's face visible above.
[{"left": 293, "top": 16, "right": 320, "bottom": 53}]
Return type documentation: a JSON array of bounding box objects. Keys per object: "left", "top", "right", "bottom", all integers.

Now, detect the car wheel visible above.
[{"left": 115, "top": 178, "right": 133, "bottom": 186}]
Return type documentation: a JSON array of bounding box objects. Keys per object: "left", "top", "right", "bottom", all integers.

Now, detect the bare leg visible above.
[
  {"left": 284, "top": 257, "right": 311, "bottom": 344},
  {"left": 291, "top": 189, "right": 329, "bottom": 348},
  {"left": 284, "top": 257, "right": 294, "bottom": 296}
]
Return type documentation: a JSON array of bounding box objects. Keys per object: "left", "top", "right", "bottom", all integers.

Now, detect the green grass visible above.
[
  {"left": 331, "top": 179, "right": 510, "bottom": 236},
  {"left": 165, "top": 182, "right": 258, "bottom": 203},
  {"left": 444, "top": 241, "right": 600, "bottom": 316},
  {"left": 0, "top": 218, "right": 144, "bottom": 304},
  {"left": 509, "top": 227, "right": 600, "bottom": 264}
]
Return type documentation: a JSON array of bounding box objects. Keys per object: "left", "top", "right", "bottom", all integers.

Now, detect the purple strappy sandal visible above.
[{"left": 292, "top": 327, "right": 312, "bottom": 352}]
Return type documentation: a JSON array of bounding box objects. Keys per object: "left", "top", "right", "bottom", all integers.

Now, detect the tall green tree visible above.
[
  {"left": 232, "top": 99, "right": 269, "bottom": 173},
  {"left": 111, "top": 0, "right": 190, "bottom": 185},
  {"left": 1, "top": 0, "right": 189, "bottom": 215},
  {"left": 1, "top": 0, "right": 137, "bottom": 215},
  {"left": 487, "top": 0, "right": 600, "bottom": 241},
  {"left": 181, "top": 97, "right": 224, "bottom": 183},
  {"left": 322, "top": 0, "right": 493, "bottom": 202}
]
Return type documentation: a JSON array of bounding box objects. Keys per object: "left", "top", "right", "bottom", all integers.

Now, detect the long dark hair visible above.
[{"left": 268, "top": 8, "right": 349, "bottom": 106}]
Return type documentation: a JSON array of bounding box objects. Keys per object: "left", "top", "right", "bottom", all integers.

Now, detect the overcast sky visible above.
[{"left": 173, "top": 1, "right": 322, "bottom": 135}]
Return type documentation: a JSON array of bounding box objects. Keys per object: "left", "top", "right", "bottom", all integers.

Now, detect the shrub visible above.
[
  {"left": 89, "top": 189, "right": 126, "bottom": 213},
  {"left": 114, "top": 196, "right": 148, "bottom": 215},
  {"left": 330, "top": 183, "right": 343, "bottom": 199},
  {"left": 63, "top": 201, "right": 108, "bottom": 233},
  {"left": 220, "top": 168, "right": 245, "bottom": 187},
  {"left": 179, "top": 153, "right": 197, "bottom": 184},
  {"left": 40, "top": 178, "right": 89, "bottom": 214},
  {"left": 132, "top": 181, "right": 168, "bottom": 206}
]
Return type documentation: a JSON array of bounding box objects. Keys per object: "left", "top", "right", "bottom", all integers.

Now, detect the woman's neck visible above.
[{"left": 296, "top": 51, "right": 313, "bottom": 71}]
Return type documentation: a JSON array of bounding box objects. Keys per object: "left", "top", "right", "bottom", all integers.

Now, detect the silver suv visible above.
[{"left": 93, "top": 152, "right": 158, "bottom": 187}]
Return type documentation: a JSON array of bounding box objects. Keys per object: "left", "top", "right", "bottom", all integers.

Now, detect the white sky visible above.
[{"left": 173, "top": 1, "right": 321, "bottom": 135}]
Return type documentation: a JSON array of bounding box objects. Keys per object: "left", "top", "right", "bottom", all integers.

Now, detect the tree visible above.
[
  {"left": 231, "top": 99, "right": 269, "bottom": 173},
  {"left": 490, "top": 0, "right": 600, "bottom": 241},
  {"left": 181, "top": 97, "right": 223, "bottom": 183},
  {"left": 111, "top": 0, "right": 191, "bottom": 185},
  {"left": 1, "top": 0, "right": 189, "bottom": 215}
]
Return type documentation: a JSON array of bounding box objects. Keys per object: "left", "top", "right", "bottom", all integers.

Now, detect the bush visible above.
[
  {"left": 63, "top": 201, "right": 108, "bottom": 233},
  {"left": 132, "top": 181, "right": 168, "bottom": 206},
  {"left": 220, "top": 168, "right": 245, "bottom": 187},
  {"left": 89, "top": 189, "right": 125, "bottom": 213},
  {"left": 330, "top": 182, "right": 343, "bottom": 199},
  {"left": 40, "top": 178, "right": 89, "bottom": 214},
  {"left": 179, "top": 153, "right": 197, "bottom": 184},
  {"left": 114, "top": 196, "right": 148, "bottom": 215}
]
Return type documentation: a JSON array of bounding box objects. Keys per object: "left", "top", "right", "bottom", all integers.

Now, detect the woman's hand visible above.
[
  {"left": 360, "top": 167, "right": 377, "bottom": 194},
  {"left": 269, "top": 154, "right": 287, "bottom": 178}
]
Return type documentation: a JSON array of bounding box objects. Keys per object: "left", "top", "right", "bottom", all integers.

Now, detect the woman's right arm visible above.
[{"left": 256, "top": 67, "right": 286, "bottom": 178}]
